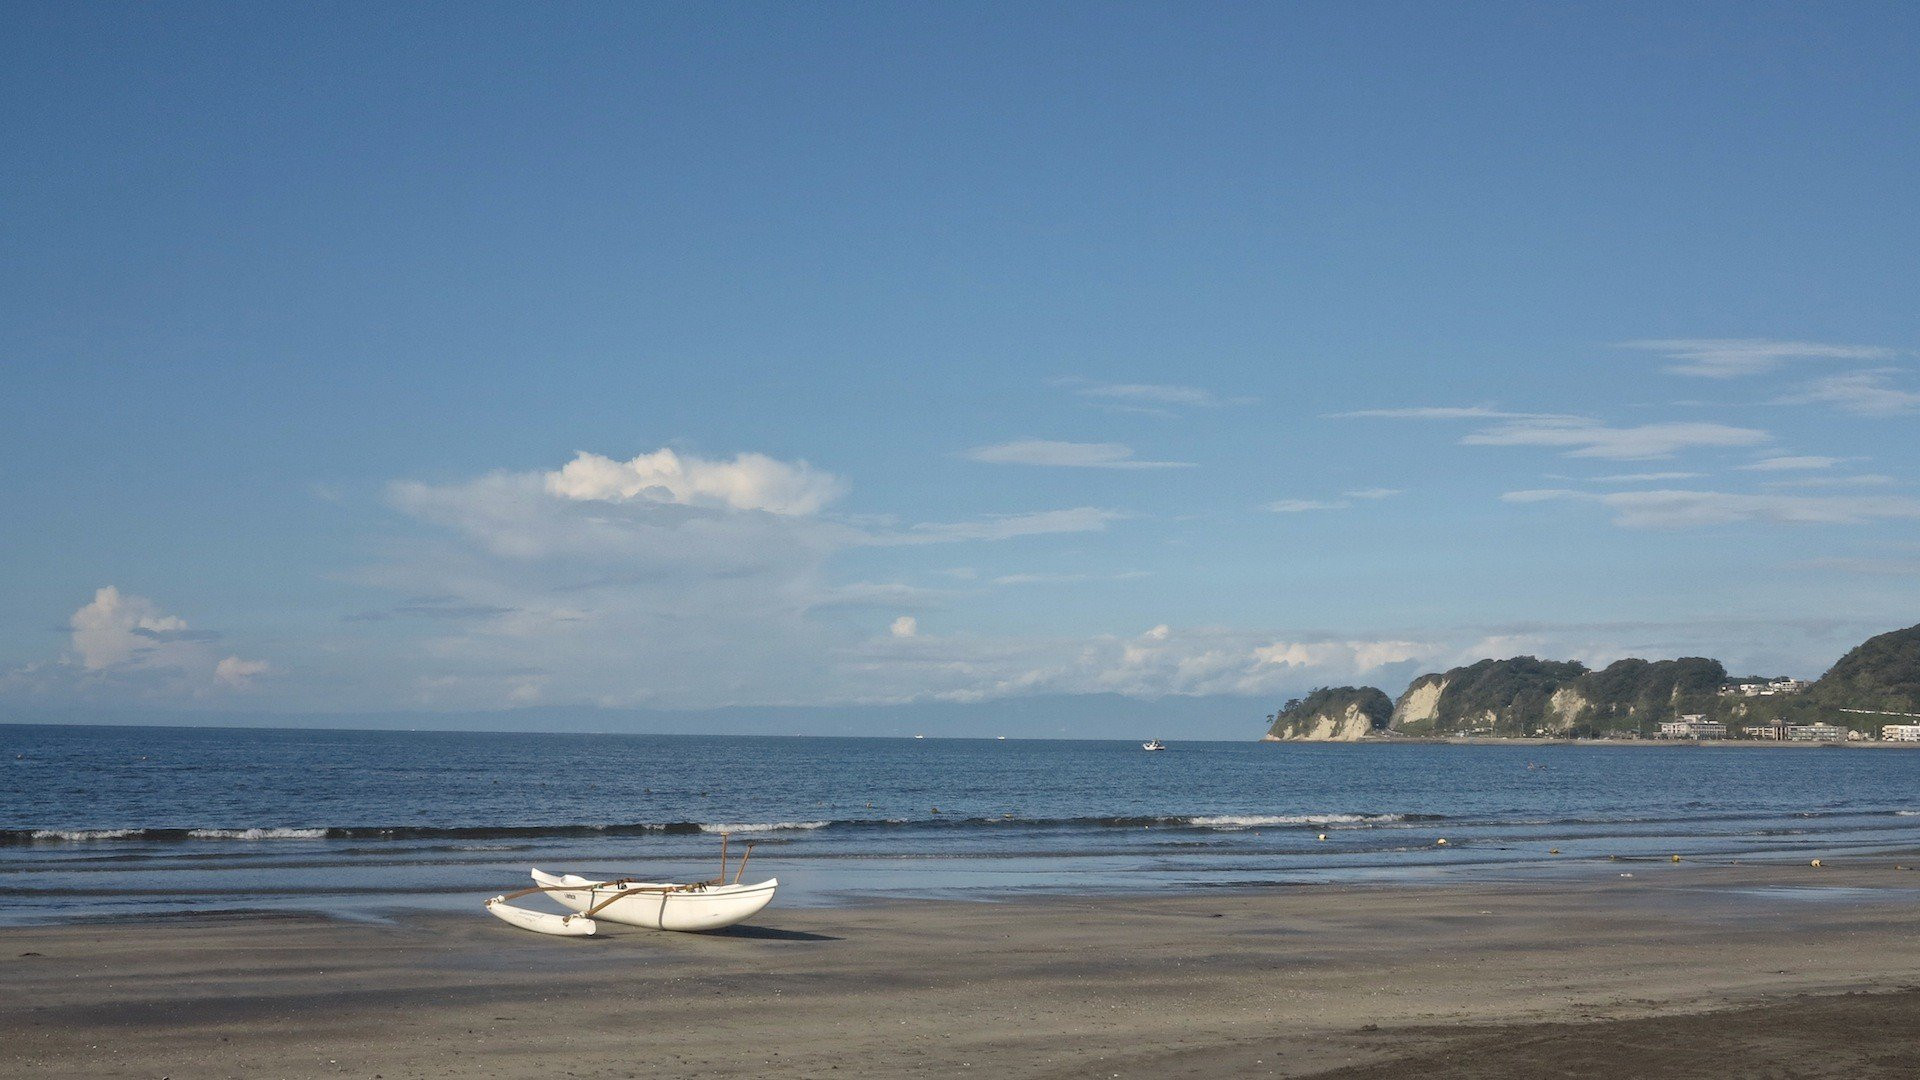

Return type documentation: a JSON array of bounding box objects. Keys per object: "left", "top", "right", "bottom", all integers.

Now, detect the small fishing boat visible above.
[
  {"left": 484, "top": 836, "right": 777, "bottom": 937},
  {"left": 1142, "top": 739, "right": 1167, "bottom": 751}
]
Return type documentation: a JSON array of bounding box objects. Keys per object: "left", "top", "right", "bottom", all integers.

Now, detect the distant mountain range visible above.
[{"left": 1266, "top": 622, "right": 1920, "bottom": 740}]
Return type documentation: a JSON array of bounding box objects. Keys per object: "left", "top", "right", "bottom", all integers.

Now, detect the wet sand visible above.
[{"left": 4, "top": 859, "right": 1918, "bottom": 1078}]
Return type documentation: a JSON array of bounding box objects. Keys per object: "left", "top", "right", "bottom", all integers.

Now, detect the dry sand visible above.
[{"left": 4, "top": 859, "right": 1918, "bottom": 1079}]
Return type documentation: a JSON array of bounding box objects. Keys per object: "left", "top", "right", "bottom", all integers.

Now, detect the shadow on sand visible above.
[{"left": 704, "top": 924, "right": 841, "bottom": 942}]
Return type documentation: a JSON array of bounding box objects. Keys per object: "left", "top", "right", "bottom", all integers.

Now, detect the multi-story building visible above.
[
  {"left": 1882, "top": 724, "right": 1920, "bottom": 742},
  {"left": 1659, "top": 718, "right": 1727, "bottom": 739},
  {"left": 1784, "top": 723, "right": 1846, "bottom": 742}
]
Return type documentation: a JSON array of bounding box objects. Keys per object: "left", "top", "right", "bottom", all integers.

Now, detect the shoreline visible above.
[
  {"left": 1265, "top": 734, "right": 1920, "bottom": 748},
  {"left": 7, "top": 859, "right": 1919, "bottom": 1078}
]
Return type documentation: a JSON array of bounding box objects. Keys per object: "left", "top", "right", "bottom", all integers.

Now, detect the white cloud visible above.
[
  {"left": 1068, "top": 381, "right": 1250, "bottom": 408},
  {"left": 3, "top": 587, "right": 269, "bottom": 701},
  {"left": 1589, "top": 472, "right": 1703, "bottom": 483},
  {"left": 889, "top": 616, "right": 918, "bottom": 638},
  {"left": 1739, "top": 456, "right": 1844, "bottom": 471},
  {"left": 1503, "top": 488, "right": 1920, "bottom": 529},
  {"left": 963, "top": 439, "right": 1194, "bottom": 469},
  {"left": 70, "top": 586, "right": 190, "bottom": 669},
  {"left": 1268, "top": 489, "right": 1400, "bottom": 513},
  {"left": 335, "top": 451, "right": 1138, "bottom": 709},
  {"left": 1762, "top": 475, "right": 1899, "bottom": 489},
  {"left": 1327, "top": 406, "right": 1555, "bottom": 420},
  {"left": 1461, "top": 417, "right": 1769, "bottom": 460},
  {"left": 214, "top": 656, "right": 271, "bottom": 688},
  {"left": 1253, "top": 639, "right": 1429, "bottom": 671},
  {"left": 882, "top": 507, "right": 1123, "bottom": 544},
  {"left": 544, "top": 448, "right": 847, "bottom": 515},
  {"left": 1621, "top": 338, "right": 1893, "bottom": 378},
  {"left": 1802, "top": 556, "right": 1920, "bottom": 576},
  {"left": 1501, "top": 488, "right": 1581, "bottom": 503},
  {"left": 1778, "top": 370, "right": 1920, "bottom": 417}
]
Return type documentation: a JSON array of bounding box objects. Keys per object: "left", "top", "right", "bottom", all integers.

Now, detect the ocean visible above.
[{"left": 4, "top": 724, "right": 1918, "bottom": 924}]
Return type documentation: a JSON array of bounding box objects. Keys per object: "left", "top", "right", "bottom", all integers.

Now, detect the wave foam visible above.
[
  {"left": 186, "top": 828, "right": 328, "bottom": 840},
  {"left": 1186, "top": 813, "right": 1402, "bottom": 829},
  {"left": 698, "top": 821, "right": 831, "bottom": 834},
  {"left": 28, "top": 829, "right": 143, "bottom": 842}
]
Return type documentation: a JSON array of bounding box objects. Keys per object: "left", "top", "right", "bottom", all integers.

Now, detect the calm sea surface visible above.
[{"left": 3, "top": 724, "right": 1918, "bottom": 924}]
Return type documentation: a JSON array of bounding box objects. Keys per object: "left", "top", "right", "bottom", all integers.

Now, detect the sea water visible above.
[{"left": 3, "top": 724, "right": 1918, "bottom": 924}]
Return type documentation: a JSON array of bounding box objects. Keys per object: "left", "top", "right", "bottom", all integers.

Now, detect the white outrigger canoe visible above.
[{"left": 483, "top": 837, "right": 777, "bottom": 937}]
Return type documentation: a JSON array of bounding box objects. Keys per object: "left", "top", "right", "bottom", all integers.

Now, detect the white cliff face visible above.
[
  {"left": 1546, "top": 687, "right": 1591, "bottom": 732},
  {"left": 1265, "top": 702, "right": 1380, "bottom": 741},
  {"left": 1391, "top": 677, "right": 1447, "bottom": 730}
]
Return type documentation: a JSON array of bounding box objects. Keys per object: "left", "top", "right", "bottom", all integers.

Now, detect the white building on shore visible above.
[
  {"left": 1659, "top": 717, "right": 1726, "bottom": 739},
  {"left": 1784, "top": 723, "right": 1846, "bottom": 742},
  {"left": 1883, "top": 724, "right": 1920, "bottom": 742},
  {"left": 1718, "top": 677, "right": 1811, "bottom": 698}
]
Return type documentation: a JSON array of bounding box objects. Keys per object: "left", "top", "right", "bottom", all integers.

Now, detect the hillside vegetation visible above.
[
  {"left": 1264, "top": 686, "right": 1394, "bottom": 741},
  {"left": 1264, "top": 622, "right": 1920, "bottom": 739}
]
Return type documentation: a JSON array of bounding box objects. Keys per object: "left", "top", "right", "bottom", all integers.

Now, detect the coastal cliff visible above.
[
  {"left": 1387, "top": 655, "right": 1727, "bottom": 736},
  {"left": 1264, "top": 687, "right": 1394, "bottom": 741},
  {"left": 1262, "top": 621, "right": 1920, "bottom": 739}
]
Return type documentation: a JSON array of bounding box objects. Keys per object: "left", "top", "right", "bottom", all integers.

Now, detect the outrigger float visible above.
[{"left": 484, "top": 835, "right": 777, "bottom": 937}]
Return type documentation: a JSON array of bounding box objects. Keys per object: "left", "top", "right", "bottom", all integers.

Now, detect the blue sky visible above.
[{"left": 3, "top": 2, "right": 1917, "bottom": 729}]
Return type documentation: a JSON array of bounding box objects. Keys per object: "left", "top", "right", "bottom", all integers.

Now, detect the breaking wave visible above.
[{"left": 3, "top": 812, "right": 1435, "bottom": 846}]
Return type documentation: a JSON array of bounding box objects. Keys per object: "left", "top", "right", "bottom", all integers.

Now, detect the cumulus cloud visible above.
[
  {"left": 1460, "top": 417, "right": 1769, "bottom": 460},
  {"left": 332, "top": 449, "right": 1144, "bottom": 709},
  {"left": 846, "top": 623, "right": 1446, "bottom": 704},
  {"left": 545, "top": 448, "right": 847, "bottom": 515},
  {"left": 214, "top": 656, "right": 271, "bottom": 688},
  {"left": 962, "top": 439, "right": 1194, "bottom": 469},
  {"left": 889, "top": 616, "right": 919, "bottom": 638},
  {"left": 1503, "top": 488, "right": 1920, "bottom": 529},
  {"left": 1621, "top": 338, "right": 1893, "bottom": 378},
  {"left": 3, "top": 587, "right": 269, "bottom": 701}
]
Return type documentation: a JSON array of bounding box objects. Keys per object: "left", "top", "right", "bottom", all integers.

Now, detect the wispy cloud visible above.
[
  {"left": 1503, "top": 488, "right": 1920, "bottom": 529},
  {"left": 1588, "top": 471, "right": 1703, "bottom": 483},
  {"left": 884, "top": 507, "right": 1126, "bottom": 544},
  {"left": 1065, "top": 380, "right": 1251, "bottom": 409},
  {"left": 1267, "top": 488, "right": 1402, "bottom": 513},
  {"left": 1326, "top": 406, "right": 1555, "bottom": 420},
  {"left": 1621, "top": 338, "right": 1893, "bottom": 378},
  {"left": 1802, "top": 556, "right": 1920, "bottom": 577},
  {"left": 1761, "top": 474, "right": 1899, "bottom": 489},
  {"left": 991, "top": 570, "right": 1150, "bottom": 586},
  {"left": 1739, "top": 456, "right": 1845, "bottom": 472},
  {"left": 1776, "top": 370, "right": 1920, "bottom": 417},
  {"left": 1461, "top": 417, "right": 1769, "bottom": 460},
  {"left": 963, "top": 439, "right": 1195, "bottom": 469}
]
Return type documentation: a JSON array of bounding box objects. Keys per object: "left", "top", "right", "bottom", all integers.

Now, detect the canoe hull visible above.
[{"left": 530, "top": 869, "right": 777, "bottom": 932}]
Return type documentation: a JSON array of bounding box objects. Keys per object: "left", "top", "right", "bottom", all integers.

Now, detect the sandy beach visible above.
[{"left": 5, "top": 859, "right": 1918, "bottom": 1079}]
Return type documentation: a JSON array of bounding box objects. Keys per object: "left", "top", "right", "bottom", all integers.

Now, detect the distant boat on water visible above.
[{"left": 1142, "top": 739, "right": 1167, "bottom": 752}]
